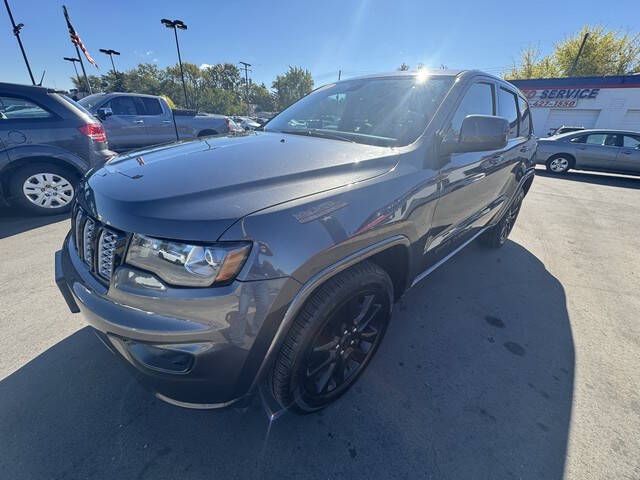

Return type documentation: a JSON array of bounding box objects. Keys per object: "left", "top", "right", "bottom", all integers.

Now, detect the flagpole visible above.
[
  {"left": 62, "top": 5, "right": 92, "bottom": 94},
  {"left": 74, "top": 43, "right": 92, "bottom": 94}
]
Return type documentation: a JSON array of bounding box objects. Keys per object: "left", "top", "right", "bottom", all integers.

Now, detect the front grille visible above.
[{"left": 73, "top": 207, "right": 126, "bottom": 282}]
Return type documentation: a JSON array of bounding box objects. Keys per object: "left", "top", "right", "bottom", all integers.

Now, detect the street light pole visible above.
[
  {"left": 3, "top": 0, "right": 36, "bottom": 85},
  {"left": 99, "top": 48, "right": 120, "bottom": 75},
  {"left": 239, "top": 61, "right": 252, "bottom": 115},
  {"left": 161, "top": 18, "right": 188, "bottom": 108},
  {"left": 63, "top": 56, "right": 82, "bottom": 90}
]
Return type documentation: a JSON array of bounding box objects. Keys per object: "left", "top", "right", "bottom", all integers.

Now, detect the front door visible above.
[
  {"left": 99, "top": 96, "right": 148, "bottom": 151},
  {"left": 571, "top": 132, "right": 620, "bottom": 171},
  {"left": 428, "top": 80, "right": 504, "bottom": 257}
]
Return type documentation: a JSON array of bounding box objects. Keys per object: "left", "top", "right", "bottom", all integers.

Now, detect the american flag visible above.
[{"left": 63, "top": 6, "right": 98, "bottom": 68}]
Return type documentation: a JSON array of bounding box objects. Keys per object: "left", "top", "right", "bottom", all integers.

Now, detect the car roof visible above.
[
  {"left": 566, "top": 128, "right": 640, "bottom": 135},
  {"left": 547, "top": 128, "right": 640, "bottom": 140},
  {"left": 0, "top": 82, "right": 58, "bottom": 94},
  {"left": 341, "top": 69, "right": 507, "bottom": 84}
]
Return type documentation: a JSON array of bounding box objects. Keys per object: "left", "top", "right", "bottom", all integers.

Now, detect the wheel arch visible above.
[
  {"left": 1, "top": 155, "right": 84, "bottom": 201},
  {"left": 250, "top": 235, "right": 410, "bottom": 390},
  {"left": 197, "top": 129, "right": 219, "bottom": 137}
]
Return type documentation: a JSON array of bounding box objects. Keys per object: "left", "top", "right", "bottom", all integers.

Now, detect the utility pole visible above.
[
  {"left": 239, "top": 61, "right": 252, "bottom": 115},
  {"left": 63, "top": 56, "right": 82, "bottom": 89},
  {"left": 99, "top": 48, "right": 120, "bottom": 76},
  {"left": 161, "top": 19, "right": 188, "bottom": 108},
  {"left": 3, "top": 0, "right": 36, "bottom": 85},
  {"left": 569, "top": 32, "right": 590, "bottom": 77}
]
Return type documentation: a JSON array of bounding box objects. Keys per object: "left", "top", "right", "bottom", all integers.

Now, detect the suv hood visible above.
[{"left": 81, "top": 132, "right": 398, "bottom": 241}]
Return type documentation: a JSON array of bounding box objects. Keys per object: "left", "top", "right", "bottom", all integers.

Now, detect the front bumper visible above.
[{"left": 55, "top": 234, "right": 294, "bottom": 408}]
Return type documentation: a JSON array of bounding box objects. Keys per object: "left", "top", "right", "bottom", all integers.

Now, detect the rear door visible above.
[
  {"left": 138, "top": 97, "right": 176, "bottom": 146},
  {"left": 570, "top": 132, "right": 620, "bottom": 170},
  {"left": 99, "top": 96, "right": 148, "bottom": 151},
  {"left": 615, "top": 134, "right": 640, "bottom": 173},
  {"left": 0, "top": 95, "right": 57, "bottom": 159}
]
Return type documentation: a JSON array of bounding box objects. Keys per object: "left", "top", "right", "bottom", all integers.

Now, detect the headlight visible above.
[{"left": 125, "top": 234, "right": 251, "bottom": 287}]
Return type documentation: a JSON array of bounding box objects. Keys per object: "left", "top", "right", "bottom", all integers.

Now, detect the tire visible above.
[
  {"left": 271, "top": 261, "right": 393, "bottom": 414},
  {"left": 8, "top": 163, "right": 79, "bottom": 216},
  {"left": 545, "top": 154, "right": 573, "bottom": 174},
  {"left": 478, "top": 189, "right": 524, "bottom": 249}
]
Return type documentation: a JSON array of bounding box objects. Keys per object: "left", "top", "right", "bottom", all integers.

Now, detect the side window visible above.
[
  {"left": 603, "top": 134, "right": 620, "bottom": 147},
  {"left": 450, "top": 82, "right": 494, "bottom": 137},
  {"left": 497, "top": 87, "right": 519, "bottom": 139},
  {"left": 0, "top": 96, "right": 53, "bottom": 120},
  {"left": 139, "top": 98, "right": 163, "bottom": 116},
  {"left": 584, "top": 133, "right": 607, "bottom": 145},
  {"left": 105, "top": 96, "right": 138, "bottom": 115},
  {"left": 517, "top": 95, "right": 532, "bottom": 137},
  {"left": 570, "top": 135, "right": 586, "bottom": 143},
  {"left": 623, "top": 135, "right": 640, "bottom": 149}
]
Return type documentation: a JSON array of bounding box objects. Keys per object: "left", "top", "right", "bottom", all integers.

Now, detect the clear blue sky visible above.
[{"left": 1, "top": 0, "right": 637, "bottom": 90}]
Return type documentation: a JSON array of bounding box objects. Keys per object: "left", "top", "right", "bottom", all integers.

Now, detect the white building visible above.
[{"left": 510, "top": 75, "right": 640, "bottom": 135}]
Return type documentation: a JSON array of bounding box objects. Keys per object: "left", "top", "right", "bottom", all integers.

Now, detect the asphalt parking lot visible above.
[{"left": 1, "top": 168, "right": 639, "bottom": 480}]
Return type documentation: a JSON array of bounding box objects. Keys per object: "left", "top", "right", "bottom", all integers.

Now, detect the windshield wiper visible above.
[{"left": 278, "top": 128, "right": 356, "bottom": 143}]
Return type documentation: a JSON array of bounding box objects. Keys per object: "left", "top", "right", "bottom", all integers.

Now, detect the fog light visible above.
[{"left": 127, "top": 342, "right": 196, "bottom": 374}]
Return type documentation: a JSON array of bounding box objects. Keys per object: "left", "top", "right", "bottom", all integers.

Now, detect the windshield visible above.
[
  {"left": 78, "top": 94, "right": 105, "bottom": 111},
  {"left": 265, "top": 75, "right": 453, "bottom": 147}
]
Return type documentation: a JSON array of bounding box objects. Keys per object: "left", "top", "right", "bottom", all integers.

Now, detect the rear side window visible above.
[
  {"left": 497, "top": 87, "right": 519, "bottom": 139},
  {"left": 139, "top": 98, "right": 163, "bottom": 116},
  {"left": 0, "top": 96, "right": 53, "bottom": 120},
  {"left": 517, "top": 95, "right": 532, "bottom": 137},
  {"left": 450, "top": 82, "right": 495, "bottom": 137},
  {"left": 623, "top": 135, "right": 640, "bottom": 148}
]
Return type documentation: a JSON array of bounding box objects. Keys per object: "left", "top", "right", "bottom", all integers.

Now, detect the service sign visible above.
[{"left": 521, "top": 88, "right": 600, "bottom": 108}]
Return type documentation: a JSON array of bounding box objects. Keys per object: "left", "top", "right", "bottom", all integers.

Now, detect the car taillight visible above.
[{"left": 79, "top": 123, "right": 107, "bottom": 143}]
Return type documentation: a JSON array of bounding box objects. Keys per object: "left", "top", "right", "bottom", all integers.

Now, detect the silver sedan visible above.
[{"left": 536, "top": 129, "right": 640, "bottom": 175}]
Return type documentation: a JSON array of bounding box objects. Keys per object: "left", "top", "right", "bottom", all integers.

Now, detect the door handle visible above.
[
  {"left": 621, "top": 150, "right": 632, "bottom": 155},
  {"left": 134, "top": 120, "right": 144, "bottom": 124},
  {"left": 519, "top": 146, "right": 530, "bottom": 153},
  {"left": 161, "top": 120, "right": 172, "bottom": 124}
]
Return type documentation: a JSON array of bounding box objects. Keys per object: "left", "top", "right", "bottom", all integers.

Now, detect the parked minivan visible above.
[
  {"left": 0, "top": 82, "right": 114, "bottom": 215},
  {"left": 56, "top": 70, "right": 536, "bottom": 413}
]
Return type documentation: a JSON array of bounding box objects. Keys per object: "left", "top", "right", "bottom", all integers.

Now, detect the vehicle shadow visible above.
[
  {"left": 0, "top": 241, "right": 574, "bottom": 480},
  {"left": 0, "top": 206, "right": 69, "bottom": 239},
  {"left": 535, "top": 168, "right": 640, "bottom": 190}
]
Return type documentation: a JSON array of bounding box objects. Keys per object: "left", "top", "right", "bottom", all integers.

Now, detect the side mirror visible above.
[
  {"left": 96, "top": 107, "right": 113, "bottom": 121},
  {"left": 442, "top": 115, "right": 509, "bottom": 154}
]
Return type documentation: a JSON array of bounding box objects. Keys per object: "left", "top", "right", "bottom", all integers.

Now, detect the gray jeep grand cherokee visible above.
[{"left": 55, "top": 70, "right": 535, "bottom": 413}]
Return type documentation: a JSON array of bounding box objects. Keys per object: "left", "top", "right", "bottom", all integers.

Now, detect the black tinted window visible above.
[
  {"left": 140, "top": 98, "right": 163, "bottom": 116},
  {"left": 0, "top": 96, "right": 53, "bottom": 120},
  {"left": 450, "top": 83, "right": 494, "bottom": 137},
  {"left": 517, "top": 95, "right": 531, "bottom": 137},
  {"left": 498, "top": 87, "right": 519, "bottom": 139},
  {"left": 106, "top": 96, "right": 138, "bottom": 115}
]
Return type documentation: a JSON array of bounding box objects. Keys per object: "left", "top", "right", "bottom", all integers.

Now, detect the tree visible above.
[
  {"left": 250, "top": 82, "right": 276, "bottom": 112},
  {"left": 398, "top": 63, "right": 410, "bottom": 71},
  {"left": 507, "top": 26, "right": 640, "bottom": 79},
  {"left": 272, "top": 66, "right": 314, "bottom": 110}
]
